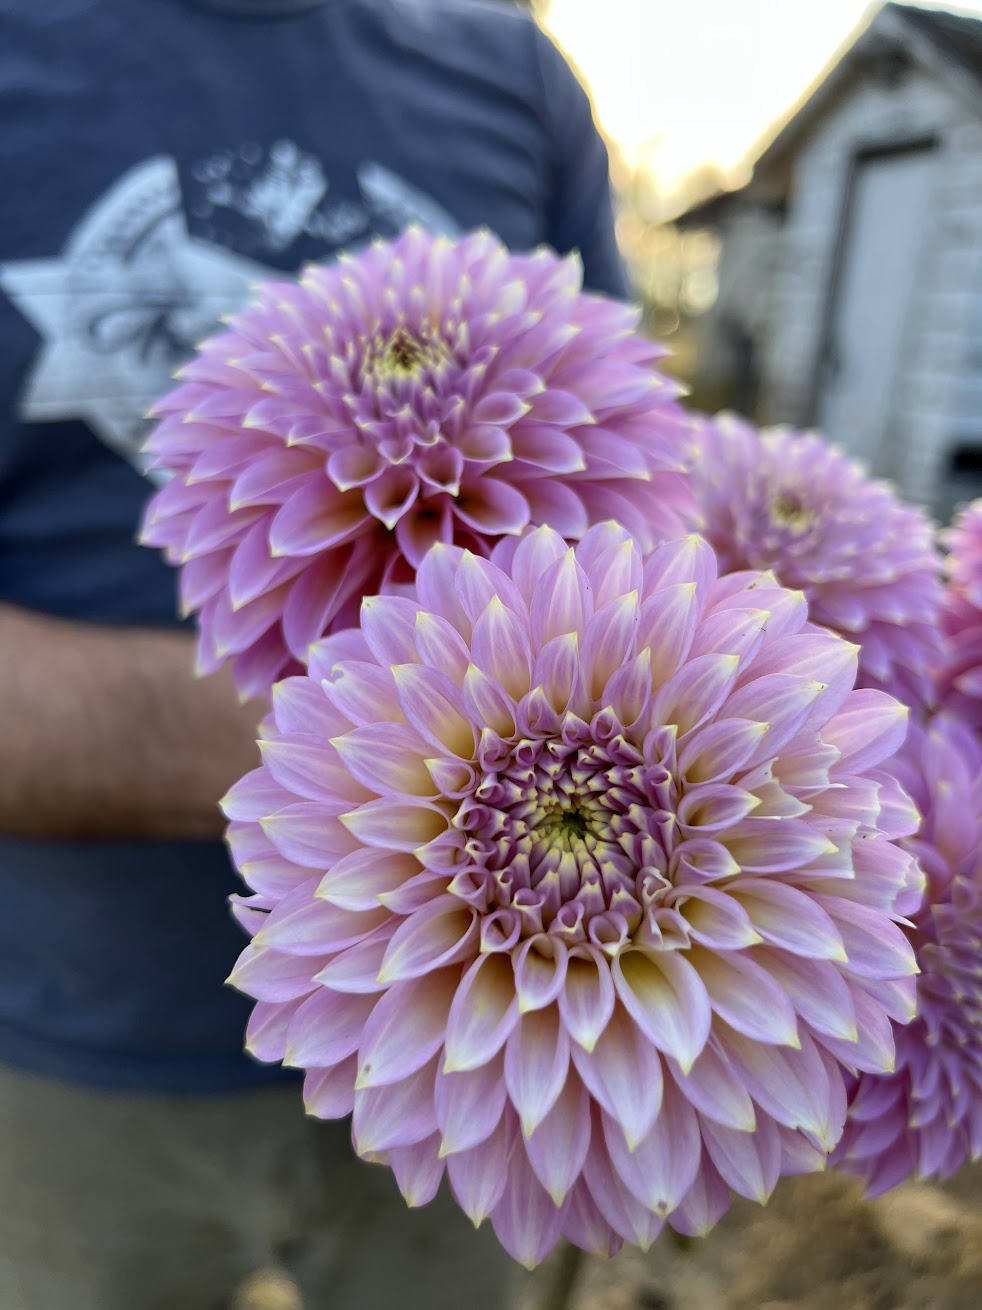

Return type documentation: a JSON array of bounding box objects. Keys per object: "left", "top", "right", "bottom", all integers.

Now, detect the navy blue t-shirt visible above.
[{"left": 0, "top": 0, "right": 627, "bottom": 1089}]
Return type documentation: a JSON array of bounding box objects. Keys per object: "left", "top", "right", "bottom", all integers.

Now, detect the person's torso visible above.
[{"left": 0, "top": 0, "right": 614, "bottom": 1089}]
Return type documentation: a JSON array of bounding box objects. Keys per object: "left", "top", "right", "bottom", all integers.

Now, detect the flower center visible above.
[
  {"left": 770, "top": 489, "right": 812, "bottom": 531},
  {"left": 363, "top": 324, "right": 452, "bottom": 386},
  {"left": 450, "top": 718, "right": 683, "bottom": 950}
]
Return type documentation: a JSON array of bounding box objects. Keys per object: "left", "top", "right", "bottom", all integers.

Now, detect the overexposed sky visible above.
[{"left": 540, "top": 0, "right": 982, "bottom": 191}]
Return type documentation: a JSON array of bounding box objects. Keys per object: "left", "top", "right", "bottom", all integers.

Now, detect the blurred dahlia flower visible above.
[
  {"left": 688, "top": 414, "right": 943, "bottom": 705},
  {"left": 224, "top": 523, "right": 920, "bottom": 1265},
  {"left": 939, "top": 499, "right": 982, "bottom": 728},
  {"left": 140, "top": 228, "right": 692, "bottom": 697},
  {"left": 835, "top": 714, "right": 982, "bottom": 1195}
]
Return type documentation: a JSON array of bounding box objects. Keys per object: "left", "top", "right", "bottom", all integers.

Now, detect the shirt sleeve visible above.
[{"left": 531, "top": 25, "right": 630, "bottom": 300}]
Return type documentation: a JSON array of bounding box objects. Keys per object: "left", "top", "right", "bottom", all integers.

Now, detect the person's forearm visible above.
[{"left": 0, "top": 603, "right": 263, "bottom": 841}]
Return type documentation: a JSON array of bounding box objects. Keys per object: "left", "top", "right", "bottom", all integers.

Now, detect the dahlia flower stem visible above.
[{"left": 538, "top": 1241, "right": 584, "bottom": 1310}]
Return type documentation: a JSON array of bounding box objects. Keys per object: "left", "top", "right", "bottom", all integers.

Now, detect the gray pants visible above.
[{"left": 0, "top": 1066, "right": 522, "bottom": 1310}]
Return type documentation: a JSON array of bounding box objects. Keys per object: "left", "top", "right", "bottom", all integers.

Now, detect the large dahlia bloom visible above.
[
  {"left": 835, "top": 714, "right": 982, "bottom": 1195},
  {"left": 140, "top": 228, "right": 692, "bottom": 697},
  {"left": 224, "top": 523, "right": 920, "bottom": 1266},
  {"left": 688, "top": 414, "right": 943, "bottom": 706},
  {"left": 939, "top": 499, "right": 982, "bottom": 728}
]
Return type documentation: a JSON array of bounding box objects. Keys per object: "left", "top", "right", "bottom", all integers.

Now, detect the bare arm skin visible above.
[{"left": 0, "top": 603, "right": 263, "bottom": 841}]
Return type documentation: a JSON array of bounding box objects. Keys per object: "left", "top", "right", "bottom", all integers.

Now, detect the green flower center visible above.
[{"left": 771, "top": 489, "right": 812, "bottom": 531}]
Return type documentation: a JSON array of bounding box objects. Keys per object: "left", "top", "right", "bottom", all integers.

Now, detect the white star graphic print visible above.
[{"left": 0, "top": 156, "right": 274, "bottom": 478}]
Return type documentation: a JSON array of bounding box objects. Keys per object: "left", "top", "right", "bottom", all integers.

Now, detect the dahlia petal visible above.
[
  {"left": 413, "top": 543, "right": 471, "bottom": 633},
  {"left": 358, "top": 594, "right": 421, "bottom": 667},
  {"left": 522, "top": 479, "right": 591, "bottom": 538},
  {"left": 722, "top": 820, "right": 835, "bottom": 874},
  {"left": 269, "top": 482, "right": 368, "bottom": 556},
  {"left": 525, "top": 1074, "right": 591, "bottom": 1206},
  {"left": 645, "top": 533, "right": 718, "bottom": 594},
  {"left": 470, "top": 597, "right": 533, "bottom": 700},
  {"left": 819, "top": 985, "right": 895, "bottom": 1073},
  {"left": 284, "top": 988, "right": 378, "bottom": 1067},
  {"left": 603, "top": 1079, "right": 702, "bottom": 1216},
  {"left": 752, "top": 949, "right": 858, "bottom": 1041},
  {"left": 514, "top": 935, "right": 569, "bottom": 1013},
  {"left": 490, "top": 1150, "right": 564, "bottom": 1269},
  {"left": 280, "top": 549, "right": 373, "bottom": 660},
  {"left": 259, "top": 738, "right": 370, "bottom": 806},
  {"left": 388, "top": 1134, "right": 446, "bottom": 1208},
  {"left": 363, "top": 464, "right": 420, "bottom": 530},
  {"left": 331, "top": 723, "right": 436, "bottom": 797},
  {"left": 505, "top": 1006, "right": 570, "bottom": 1137},
  {"left": 221, "top": 768, "right": 294, "bottom": 823},
  {"left": 558, "top": 947, "right": 616, "bottom": 1051},
  {"left": 531, "top": 548, "right": 591, "bottom": 644},
  {"left": 650, "top": 653, "right": 740, "bottom": 737},
  {"left": 445, "top": 1114, "right": 515, "bottom": 1225},
  {"left": 320, "top": 660, "right": 404, "bottom": 727},
  {"left": 722, "top": 675, "right": 827, "bottom": 762},
  {"left": 261, "top": 804, "right": 361, "bottom": 867},
  {"left": 311, "top": 932, "right": 393, "bottom": 992},
  {"left": 462, "top": 665, "right": 517, "bottom": 738},
  {"left": 228, "top": 945, "right": 318, "bottom": 1002},
  {"left": 570, "top": 1005, "right": 664, "bottom": 1149},
  {"left": 303, "top": 1057, "right": 358, "bottom": 1118},
  {"left": 582, "top": 1124, "right": 665, "bottom": 1249},
  {"left": 604, "top": 648, "right": 652, "bottom": 727},
  {"left": 688, "top": 946, "right": 800, "bottom": 1047},
  {"left": 353, "top": 1058, "right": 440, "bottom": 1153},
  {"left": 454, "top": 478, "right": 530, "bottom": 536},
  {"left": 340, "top": 799, "right": 448, "bottom": 853},
  {"left": 395, "top": 500, "right": 454, "bottom": 568},
  {"left": 306, "top": 628, "right": 372, "bottom": 682},
  {"left": 414, "top": 612, "right": 472, "bottom": 683},
  {"left": 701, "top": 1114, "right": 782, "bottom": 1204},
  {"left": 532, "top": 633, "right": 586, "bottom": 716},
  {"left": 678, "top": 718, "right": 769, "bottom": 785},
  {"left": 443, "top": 953, "right": 520, "bottom": 1073},
  {"left": 494, "top": 524, "right": 567, "bottom": 600},
  {"left": 730, "top": 881, "right": 846, "bottom": 959},
  {"left": 434, "top": 1057, "right": 508, "bottom": 1156},
  {"left": 356, "top": 969, "right": 459, "bottom": 1089},
  {"left": 561, "top": 1183, "right": 625, "bottom": 1259},
  {"left": 581, "top": 593, "right": 641, "bottom": 700},
  {"left": 326, "top": 442, "right": 385, "bottom": 490},
  {"left": 668, "top": 1156, "right": 732, "bottom": 1237},
  {"left": 392, "top": 663, "right": 476, "bottom": 758},
  {"left": 228, "top": 520, "right": 304, "bottom": 610},
  {"left": 674, "top": 886, "right": 762, "bottom": 951},
  {"left": 378, "top": 896, "right": 478, "bottom": 983},
  {"left": 271, "top": 676, "right": 349, "bottom": 738},
  {"left": 256, "top": 900, "right": 389, "bottom": 956},
  {"left": 719, "top": 1027, "right": 839, "bottom": 1145},
  {"left": 669, "top": 1041, "right": 756, "bottom": 1131},
  {"left": 816, "top": 897, "right": 917, "bottom": 980},
  {"left": 636, "top": 583, "right": 700, "bottom": 684},
  {"left": 612, "top": 949, "right": 712, "bottom": 1073},
  {"left": 510, "top": 423, "right": 586, "bottom": 473},
  {"left": 676, "top": 783, "right": 761, "bottom": 833},
  {"left": 244, "top": 997, "right": 302, "bottom": 1063},
  {"left": 822, "top": 690, "right": 910, "bottom": 774}
]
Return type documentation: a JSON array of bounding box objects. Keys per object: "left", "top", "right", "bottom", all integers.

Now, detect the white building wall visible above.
[{"left": 760, "top": 66, "right": 982, "bottom": 507}]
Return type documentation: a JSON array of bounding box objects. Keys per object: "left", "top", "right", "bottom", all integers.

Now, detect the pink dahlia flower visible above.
[
  {"left": 939, "top": 499, "right": 982, "bottom": 728},
  {"left": 688, "top": 414, "right": 943, "bottom": 706},
  {"left": 140, "top": 228, "right": 692, "bottom": 697},
  {"left": 224, "top": 524, "right": 921, "bottom": 1267},
  {"left": 835, "top": 713, "right": 982, "bottom": 1195}
]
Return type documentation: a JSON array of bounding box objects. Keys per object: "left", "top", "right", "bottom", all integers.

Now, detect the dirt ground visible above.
[{"left": 238, "top": 1165, "right": 982, "bottom": 1310}]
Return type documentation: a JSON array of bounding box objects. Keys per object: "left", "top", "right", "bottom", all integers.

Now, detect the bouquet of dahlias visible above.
[{"left": 142, "top": 227, "right": 982, "bottom": 1270}]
